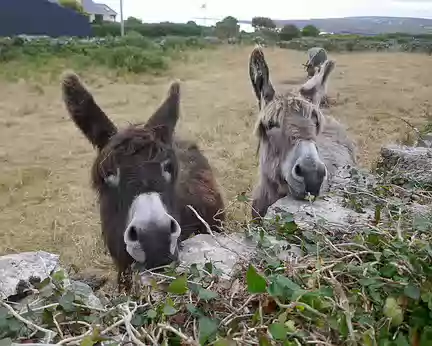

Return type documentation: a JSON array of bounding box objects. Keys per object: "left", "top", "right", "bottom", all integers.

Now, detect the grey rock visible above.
[
  {"left": 139, "top": 232, "right": 298, "bottom": 283},
  {"left": 417, "top": 133, "right": 432, "bottom": 148},
  {"left": 0, "top": 251, "right": 60, "bottom": 299},
  {"left": 69, "top": 280, "right": 103, "bottom": 310},
  {"left": 380, "top": 144, "right": 432, "bottom": 185},
  {"left": 267, "top": 194, "right": 373, "bottom": 235}
]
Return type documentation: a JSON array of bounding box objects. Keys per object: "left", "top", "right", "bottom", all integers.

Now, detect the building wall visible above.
[
  {"left": 88, "top": 13, "right": 115, "bottom": 22},
  {"left": 0, "top": 0, "right": 93, "bottom": 37}
]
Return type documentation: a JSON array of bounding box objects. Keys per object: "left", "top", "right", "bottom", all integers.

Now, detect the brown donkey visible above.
[
  {"left": 61, "top": 73, "right": 225, "bottom": 288},
  {"left": 249, "top": 46, "right": 356, "bottom": 220}
]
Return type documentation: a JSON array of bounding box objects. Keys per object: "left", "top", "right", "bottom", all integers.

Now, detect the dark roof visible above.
[{"left": 0, "top": 0, "right": 92, "bottom": 37}]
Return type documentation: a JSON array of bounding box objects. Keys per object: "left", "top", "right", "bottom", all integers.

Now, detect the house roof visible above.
[
  {"left": 48, "top": 0, "right": 117, "bottom": 16},
  {"left": 81, "top": 0, "right": 117, "bottom": 16}
]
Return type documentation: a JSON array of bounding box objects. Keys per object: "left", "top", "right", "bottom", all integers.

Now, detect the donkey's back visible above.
[{"left": 173, "top": 138, "right": 225, "bottom": 240}]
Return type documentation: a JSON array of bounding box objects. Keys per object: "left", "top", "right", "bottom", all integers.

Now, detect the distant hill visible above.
[{"left": 239, "top": 16, "right": 432, "bottom": 35}]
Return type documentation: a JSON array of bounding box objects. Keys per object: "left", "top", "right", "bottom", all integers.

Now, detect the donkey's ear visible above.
[
  {"left": 299, "top": 59, "right": 335, "bottom": 106},
  {"left": 61, "top": 71, "right": 117, "bottom": 150},
  {"left": 144, "top": 81, "right": 180, "bottom": 143},
  {"left": 249, "top": 45, "right": 275, "bottom": 110}
]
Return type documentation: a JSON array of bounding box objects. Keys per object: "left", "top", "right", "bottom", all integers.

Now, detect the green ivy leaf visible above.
[
  {"left": 0, "top": 338, "right": 12, "bottom": 346},
  {"left": 236, "top": 192, "right": 248, "bottom": 202},
  {"left": 395, "top": 333, "right": 410, "bottom": 346},
  {"left": 167, "top": 275, "right": 188, "bottom": 295},
  {"left": 59, "top": 291, "right": 75, "bottom": 312},
  {"left": 268, "top": 323, "right": 288, "bottom": 341},
  {"left": 258, "top": 334, "right": 271, "bottom": 346},
  {"left": 146, "top": 309, "right": 157, "bottom": 319},
  {"left": 199, "top": 316, "right": 218, "bottom": 345},
  {"left": 362, "top": 328, "right": 375, "bottom": 346},
  {"left": 214, "top": 337, "right": 236, "bottom": 346},
  {"left": 419, "top": 326, "right": 432, "bottom": 345},
  {"left": 404, "top": 284, "right": 421, "bottom": 300},
  {"left": 163, "top": 304, "right": 178, "bottom": 316},
  {"left": 131, "top": 314, "right": 145, "bottom": 327},
  {"left": 51, "top": 270, "right": 66, "bottom": 283},
  {"left": 80, "top": 335, "right": 97, "bottom": 346},
  {"left": 246, "top": 264, "right": 267, "bottom": 293},
  {"left": 0, "top": 308, "right": 8, "bottom": 319},
  {"left": 7, "top": 318, "right": 23, "bottom": 333},
  {"left": 198, "top": 287, "right": 219, "bottom": 301},
  {"left": 383, "top": 297, "right": 404, "bottom": 327}
]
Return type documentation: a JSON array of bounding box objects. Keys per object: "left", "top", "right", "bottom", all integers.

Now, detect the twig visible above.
[
  {"left": 0, "top": 300, "right": 57, "bottom": 342},
  {"left": 157, "top": 323, "right": 199, "bottom": 346},
  {"left": 221, "top": 295, "right": 256, "bottom": 326},
  {"left": 187, "top": 205, "right": 250, "bottom": 261},
  {"left": 120, "top": 302, "right": 146, "bottom": 346},
  {"left": 273, "top": 297, "right": 327, "bottom": 319}
]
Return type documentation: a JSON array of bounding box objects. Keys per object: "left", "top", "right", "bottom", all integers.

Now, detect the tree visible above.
[
  {"left": 302, "top": 25, "right": 320, "bottom": 37},
  {"left": 279, "top": 24, "right": 300, "bottom": 41},
  {"left": 251, "top": 17, "right": 276, "bottom": 31},
  {"left": 58, "top": 0, "right": 85, "bottom": 14},
  {"left": 214, "top": 16, "right": 240, "bottom": 39},
  {"left": 125, "top": 17, "right": 142, "bottom": 25},
  {"left": 187, "top": 21, "right": 197, "bottom": 26}
]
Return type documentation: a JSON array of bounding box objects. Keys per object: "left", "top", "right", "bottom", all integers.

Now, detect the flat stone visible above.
[{"left": 0, "top": 251, "right": 60, "bottom": 299}]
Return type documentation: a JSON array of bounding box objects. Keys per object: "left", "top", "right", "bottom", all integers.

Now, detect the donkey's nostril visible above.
[
  {"left": 170, "top": 220, "right": 177, "bottom": 234},
  {"left": 128, "top": 226, "right": 138, "bottom": 242},
  {"left": 294, "top": 164, "right": 303, "bottom": 177}
]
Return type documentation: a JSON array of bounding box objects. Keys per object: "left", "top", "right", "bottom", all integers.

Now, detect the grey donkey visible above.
[{"left": 249, "top": 46, "right": 356, "bottom": 220}]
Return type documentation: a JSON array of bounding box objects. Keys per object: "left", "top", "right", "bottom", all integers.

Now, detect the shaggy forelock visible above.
[
  {"left": 91, "top": 124, "right": 172, "bottom": 188},
  {"left": 254, "top": 92, "right": 323, "bottom": 137}
]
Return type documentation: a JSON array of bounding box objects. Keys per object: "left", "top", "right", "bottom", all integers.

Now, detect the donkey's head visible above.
[
  {"left": 61, "top": 72, "right": 182, "bottom": 270},
  {"left": 249, "top": 47, "right": 335, "bottom": 200}
]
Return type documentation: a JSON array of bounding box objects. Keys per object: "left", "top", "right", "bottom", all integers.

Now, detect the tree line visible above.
[
  {"left": 54, "top": 1, "right": 319, "bottom": 41},
  {"left": 91, "top": 16, "right": 320, "bottom": 41}
]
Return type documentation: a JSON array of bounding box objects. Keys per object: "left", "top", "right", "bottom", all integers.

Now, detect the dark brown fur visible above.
[{"left": 61, "top": 72, "right": 225, "bottom": 290}]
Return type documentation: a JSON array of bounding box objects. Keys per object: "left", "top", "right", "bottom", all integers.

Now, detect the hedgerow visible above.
[
  {"left": 1, "top": 163, "right": 432, "bottom": 345},
  {"left": 0, "top": 34, "right": 218, "bottom": 75}
]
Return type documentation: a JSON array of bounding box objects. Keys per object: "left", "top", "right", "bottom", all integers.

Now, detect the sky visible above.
[{"left": 101, "top": 0, "right": 432, "bottom": 23}]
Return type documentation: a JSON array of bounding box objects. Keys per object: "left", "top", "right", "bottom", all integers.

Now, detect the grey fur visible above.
[
  {"left": 304, "top": 47, "right": 328, "bottom": 78},
  {"left": 249, "top": 46, "right": 356, "bottom": 220}
]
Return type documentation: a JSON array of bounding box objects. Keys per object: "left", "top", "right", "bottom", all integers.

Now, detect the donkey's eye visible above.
[
  {"left": 267, "top": 120, "right": 279, "bottom": 130},
  {"left": 103, "top": 168, "right": 120, "bottom": 187},
  {"left": 163, "top": 161, "right": 174, "bottom": 174},
  {"left": 161, "top": 160, "right": 174, "bottom": 182}
]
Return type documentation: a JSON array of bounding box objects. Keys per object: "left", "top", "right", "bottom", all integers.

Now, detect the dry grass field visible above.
[{"left": 0, "top": 45, "right": 431, "bottom": 276}]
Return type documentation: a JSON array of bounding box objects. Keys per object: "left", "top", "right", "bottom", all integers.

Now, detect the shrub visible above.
[
  {"left": 90, "top": 46, "right": 167, "bottom": 73},
  {"left": 279, "top": 24, "right": 300, "bottom": 41},
  {"left": 302, "top": 25, "right": 320, "bottom": 37}
]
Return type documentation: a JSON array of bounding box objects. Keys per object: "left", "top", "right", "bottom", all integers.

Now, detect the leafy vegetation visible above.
[
  {"left": 279, "top": 24, "right": 301, "bottom": 41},
  {"left": 301, "top": 25, "right": 320, "bottom": 37},
  {"left": 58, "top": 0, "right": 86, "bottom": 15},
  {"left": 252, "top": 17, "right": 277, "bottom": 31},
  {"left": 91, "top": 21, "right": 212, "bottom": 38},
  {"left": 279, "top": 35, "right": 432, "bottom": 54},
  {"left": 1, "top": 163, "right": 432, "bottom": 345},
  {"left": 214, "top": 16, "right": 240, "bottom": 39},
  {"left": 0, "top": 33, "right": 218, "bottom": 78}
]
